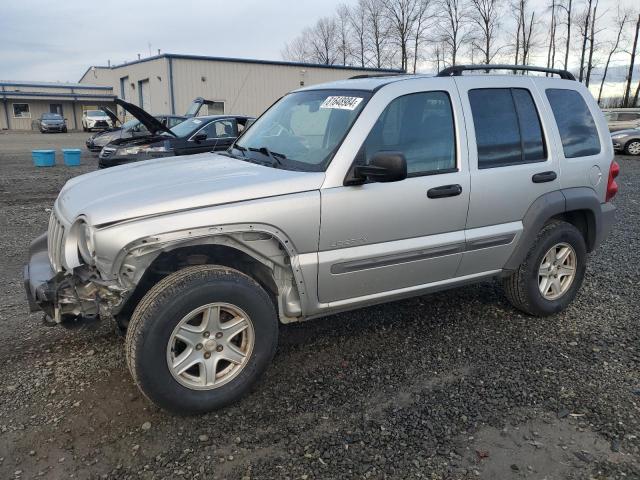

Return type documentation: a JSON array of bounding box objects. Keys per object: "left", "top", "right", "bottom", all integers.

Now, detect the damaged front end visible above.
[{"left": 24, "top": 232, "right": 126, "bottom": 326}]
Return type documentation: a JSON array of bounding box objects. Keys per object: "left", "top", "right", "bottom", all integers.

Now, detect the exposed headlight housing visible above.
[{"left": 75, "top": 220, "right": 96, "bottom": 265}]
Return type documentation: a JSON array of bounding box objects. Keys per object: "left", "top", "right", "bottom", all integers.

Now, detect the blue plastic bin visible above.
[
  {"left": 61, "top": 148, "right": 81, "bottom": 166},
  {"left": 32, "top": 150, "right": 56, "bottom": 167}
]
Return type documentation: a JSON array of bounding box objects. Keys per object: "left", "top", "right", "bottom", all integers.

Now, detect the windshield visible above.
[
  {"left": 168, "top": 117, "right": 206, "bottom": 137},
  {"left": 87, "top": 110, "right": 108, "bottom": 117},
  {"left": 234, "top": 89, "right": 370, "bottom": 171},
  {"left": 42, "top": 113, "right": 62, "bottom": 120}
]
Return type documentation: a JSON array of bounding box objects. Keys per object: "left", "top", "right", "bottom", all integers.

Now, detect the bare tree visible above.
[
  {"left": 348, "top": 1, "right": 368, "bottom": 67},
  {"left": 545, "top": 0, "right": 558, "bottom": 73},
  {"left": 411, "top": 0, "right": 436, "bottom": 72},
  {"left": 438, "top": 0, "right": 471, "bottom": 67},
  {"left": 585, "top": 0, "right": 603, "bottom": 87},
  {"left": 557, "top": 0, "right": 573, "bottom": 70},
  {"left": 623, "top": 14, "right": 640, "bottom": 107},
  {"left": 281, "top": 36, "right": 309, "bottom": 63},
  {"left": 364, "top": 0, "right": 392, "bottom": 68},
  {"left": 577, "top": 0, "right": 593, "bottom": 82},
  {"left": 385, "top": 0, "right": 420, "bottom": 71},
  {"left": 336, "top": 4, "right": 353, "bottom": 65},
  {"left": 598, "top": 8, "right": 630, "bottom": 105},
  {"left": 309, "top": 17, "right": 340, "bottom": 65},
  {"left": 470, "top": 0, "right": 503, "bottom": 64}
]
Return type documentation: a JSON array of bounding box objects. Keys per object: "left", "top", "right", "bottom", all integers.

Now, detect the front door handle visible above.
[
  {"left": 532, "top": 171, "right": 557, "bottom": 183},
  {"left": 427, "top": 184, "right": 463, "bottom": 199}
]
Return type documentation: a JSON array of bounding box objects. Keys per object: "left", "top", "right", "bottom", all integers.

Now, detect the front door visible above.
[
  {"left": 179, "top": 119, "right": 238, "bottom": 155},
  {"left": 318, "top": 82, "right": 470, "bottom": 303}
]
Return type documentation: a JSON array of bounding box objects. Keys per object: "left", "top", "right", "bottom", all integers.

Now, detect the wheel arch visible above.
[
  {"left": 113, "top": 227, "right": 308, "bottom": 328},
  {"left": 503, "top": 188, "right": 604, "bottom": 272}
]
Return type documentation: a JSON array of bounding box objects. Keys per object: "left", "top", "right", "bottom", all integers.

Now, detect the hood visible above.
[
  {"left": 100, "top": 106, "right": 120, "bottom": 126},
  {"left": 56, "top": 153, "right": 325, "bottom": 226},
  {"left": 115, "top": 99, "right": 175, "bottom": 137}
]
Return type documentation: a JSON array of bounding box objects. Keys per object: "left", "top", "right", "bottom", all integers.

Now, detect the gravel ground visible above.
[{"left": 0, "top": 131, "right": 638, "bottom": 480}]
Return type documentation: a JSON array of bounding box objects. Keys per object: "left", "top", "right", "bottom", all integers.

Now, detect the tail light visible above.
[{"left": 606, "top": 160, "right": 620, "bottom": 202}]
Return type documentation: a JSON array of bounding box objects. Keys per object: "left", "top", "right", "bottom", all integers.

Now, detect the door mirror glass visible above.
[{"left": 352, "top": 152, "right": 407, "bottom": 184}]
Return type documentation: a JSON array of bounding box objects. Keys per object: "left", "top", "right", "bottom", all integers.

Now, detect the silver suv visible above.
[{"left": 24, "top": 65, "right": 618, "bottom": 414}]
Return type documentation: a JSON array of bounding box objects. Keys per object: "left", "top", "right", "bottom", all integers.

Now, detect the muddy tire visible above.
[
  {"left": 503, "top": 220, "right": 587, "bottom": 316},
  {"left": 125, "top": 265, "right": 278, "bottom": 415}
]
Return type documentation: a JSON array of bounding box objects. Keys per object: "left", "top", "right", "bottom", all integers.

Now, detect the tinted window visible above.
[
  {"left": 469, "top": 88, "right": 546, "bottom": 168},
  {"left": 546, "top": 89, "right": 601, "bottom": 158},
  {"left": 362, "top": 91, "right": 456, "bottom": 175}
]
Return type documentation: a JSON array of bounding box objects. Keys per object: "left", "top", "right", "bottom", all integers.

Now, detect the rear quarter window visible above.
[{"left": 545, "top": 89, "right": 601, "bottom": 158}]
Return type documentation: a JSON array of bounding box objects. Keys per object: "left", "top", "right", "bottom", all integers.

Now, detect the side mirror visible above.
[
  {"left": 350, "top": 152, "right": 407, "bottom": 184},
  {"left": 193, "top": 133, "right": 208, "bottom": 143}
]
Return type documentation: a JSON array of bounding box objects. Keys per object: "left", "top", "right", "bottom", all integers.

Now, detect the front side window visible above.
[
  {"left": 13, "top": 103, "right": 30, "bottom": 118},
  {"left": 361, "top": 91, "right": 456, "bottom": 175},
  {"left": 468, "top": 88, "right": 546, "bottom": 169},
  {"left": 201, "top": 119, "right": 237, "bottom": 139},
  {"left": 545, "top": 89, "right": 601, "bottom": 158},
  {"left": 235, "top": 89, "right": 370, "bottom": 171}
]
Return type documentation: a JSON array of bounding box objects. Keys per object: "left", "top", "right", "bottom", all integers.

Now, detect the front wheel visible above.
[
  {"left": 503, "top": 220, "right": 587, "bottom": 316},
  {"left": 125, "top": 265, "right": 278, "bottom": 414}
]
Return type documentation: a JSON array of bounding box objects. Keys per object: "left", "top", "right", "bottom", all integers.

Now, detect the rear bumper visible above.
[{"left": 23, "top": 233, "right": 56, "bottom": 316}]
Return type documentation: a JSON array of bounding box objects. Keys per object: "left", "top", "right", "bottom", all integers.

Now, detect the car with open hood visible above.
[
  {"left": 86, "top": 98, "right": 217, "bottom": 152},
  {"left": 97, "top": 99, "right": 253, "bottom": 168},
  {"left": 33, "top": 112, "right": 67, "bottom": 133},
  {"left": 24, "top": 64, "right": 617, "bottom": 415}
]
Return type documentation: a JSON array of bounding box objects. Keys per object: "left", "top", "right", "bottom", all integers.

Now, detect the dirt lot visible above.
[{"left": 0, "top": 131, "right": 638, "bottom": 480}]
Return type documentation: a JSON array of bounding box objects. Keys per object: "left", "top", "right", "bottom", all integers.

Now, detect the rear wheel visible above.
[
  {"left": 625, "top": 140, "right": 640, "bottom": 156},
  {"left": 125, "top": 265, "right": 278, "bottom": 414},
  {"left": 503, "top": 220, "right": 586, "bottom": 316}
]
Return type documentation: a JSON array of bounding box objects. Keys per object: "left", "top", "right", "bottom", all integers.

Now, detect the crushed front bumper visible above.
[{"left": 23, "top": 233, "right": 56, "bottom": 316}]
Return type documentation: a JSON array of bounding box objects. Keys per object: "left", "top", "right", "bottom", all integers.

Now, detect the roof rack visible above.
[
  {"left": 349, "top": 73, "right": 407, "bottom": 80},
  {"left": 437, "top": 64, "right": 576, "bottom": 81}
]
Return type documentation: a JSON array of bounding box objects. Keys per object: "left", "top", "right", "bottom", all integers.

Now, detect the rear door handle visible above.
[
  {"left": 532, "top": 171, "right": 557, "bottom": 183},
  {"left": 427, "top": 184, "right": 463, "bottom": 199}
]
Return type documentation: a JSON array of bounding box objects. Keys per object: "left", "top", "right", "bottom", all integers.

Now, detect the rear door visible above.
[{"left": 455, "top": 76, "right": 560, "bottom": 276}]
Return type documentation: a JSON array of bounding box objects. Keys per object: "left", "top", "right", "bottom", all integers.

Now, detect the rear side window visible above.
[
  {"left": 468, "top": 88, "right": 546, "bottom": 169},
  {"left": 545, "top": 89, "right": 601, "bottom": 158}
]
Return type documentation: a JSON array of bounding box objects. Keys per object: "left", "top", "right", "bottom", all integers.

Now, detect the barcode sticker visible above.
[{"left": 320, "top": 96, "right": 363, "bottom": 110}]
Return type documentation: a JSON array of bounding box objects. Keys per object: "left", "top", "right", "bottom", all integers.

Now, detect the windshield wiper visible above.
[
  {"left": 232, "top": 144, "right": 248, "bottom": 157},
  {"left": 248, "top": 146, "right": 286, "bottom": 167}
]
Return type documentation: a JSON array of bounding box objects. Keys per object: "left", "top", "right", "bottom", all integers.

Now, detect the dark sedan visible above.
[
  {"left": 34, "top": 113, "right": 67, "bottom": 133},
  {"left": 86, "top": 115, "right": 186, "bottom": 152},
  {"left": 98, "top": 99, "right": 253, "bottom": 168}
]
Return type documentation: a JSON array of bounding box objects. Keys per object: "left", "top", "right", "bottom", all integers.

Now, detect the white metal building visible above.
[
  {"left": 79, "top": 53, "right": 403, "bottom": 118},
  {"left": 0, "top": 81, "right": 116, "bottom": 131}
]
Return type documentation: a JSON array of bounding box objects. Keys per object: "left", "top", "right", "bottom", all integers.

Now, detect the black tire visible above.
[
  {"left": 125, "top": 265, "right": 278, "bottom": 415},
  {"left": 503, "top": 220, "right": 587, "bottom": 316},
  {"left": 624, "top": 140, "right": 640, "bottom": 156}
]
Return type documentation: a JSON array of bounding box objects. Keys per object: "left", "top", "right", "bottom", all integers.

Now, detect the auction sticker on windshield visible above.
[{"left": 320, "top": 96, "right": 363, "bottom": 110}]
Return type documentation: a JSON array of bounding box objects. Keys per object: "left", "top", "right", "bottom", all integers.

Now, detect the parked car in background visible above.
[
  {"left": 33, "top": 113, "right": 67, "bottom": 133},
  {"left": 86, "top": 98, "right": 218, "bottom": 152},
  {"left": 82, "top": 109, "right": 113, "bottom": 131},
  {"left": 611, "top": 128, "right": 640, "bottom": 155},
  {"left": 98, "top": 99, "right": 252, "bottom": 168},
  {"left": 603, "top": 108, "right": 640, "bottom": 132},
  {"left": 24, "top": 65, "right": 617, "bottom": 414},
  {"left": 87, "top": 115, "right": 186, "bottom": 152}
]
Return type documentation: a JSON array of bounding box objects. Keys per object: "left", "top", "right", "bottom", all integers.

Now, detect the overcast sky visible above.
[{"left": 0, "top": 0, "right": 637, "bottom": 83}]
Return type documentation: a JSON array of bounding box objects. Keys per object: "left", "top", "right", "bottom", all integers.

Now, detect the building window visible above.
[
  {"left": 12, "top": 103, "right": 31, "bottom": 118},
  {"left": 119, "top": 76, "right": 128, "bottom": 101}
]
